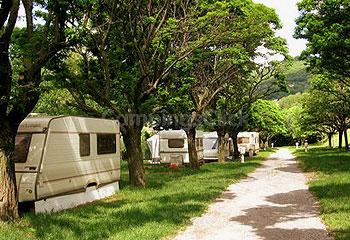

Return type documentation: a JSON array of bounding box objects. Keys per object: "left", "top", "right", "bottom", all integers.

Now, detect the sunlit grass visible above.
[
  {"left": 294, "top": 147, "right": 350, "bottom": 240},
  {"left": 0, "top": 150, "right": 273, "bottom": 240}
]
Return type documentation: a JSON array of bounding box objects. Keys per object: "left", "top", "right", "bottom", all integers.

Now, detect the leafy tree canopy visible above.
[
  {"left": 295, "top": 0, "right": 350, "bottom": 79},
  {"left": 249, "top": 99, "right": 286, "bottom": 141}
]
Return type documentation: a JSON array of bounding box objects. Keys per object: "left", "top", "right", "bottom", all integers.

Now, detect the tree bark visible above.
[
  {"left": 327, "top": 133, "right": 332, "bottom": 148},
  {"left": 344, "top": 128, "right": 349, "bottom": 150},
  {"left": 0, "top": 120, "right": 19, "bottom": 221},
  {"left": 338, "top": 129, "right": 343, "bottom": 149},
  {"left": 217, "top": 129, "right": 227, "bottom": 163},
  {"left": 232, "top": 131, "right": 239, "bottom": 159},
  {"left": 187, "top": 127, "right": 200, "bottom": 169},
  {"left": 121, "top": 125, "right": 146, "bottom": 187},
  {"left": 0, "top": 42, "right": 12, "bottom": 114}
]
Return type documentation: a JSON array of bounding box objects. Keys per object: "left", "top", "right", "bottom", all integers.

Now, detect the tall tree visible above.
[
  {"left": 249, "top": 99, "right": 286, "bottom": 147},
  {"left": 210, "top": 54, "right": 289, "bottom": 160},
  {"left": 295, "top": 0, "right": 350, "bottom": 146},
  {"left": 302, "top": 85, "right": 350, "bottom": 149},
  {"left": 0, "top": 0, "right": 73, "bottom": 221},
  {"left": 58, "top": 0, "right": 220, "bottom": 185},
  {"left": 302, "top": 12, "right": 350, "bottom": 147},
  {"left": 168, "top": 0, "right": 288, "bottom": 165},
  {"left": 295, "top": 0, "right": 350, "bottom": 95}
]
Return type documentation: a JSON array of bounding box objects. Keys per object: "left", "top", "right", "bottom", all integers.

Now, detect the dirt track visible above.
[{"left": 173, "top": 149, "right": 333, "bottom": 240}]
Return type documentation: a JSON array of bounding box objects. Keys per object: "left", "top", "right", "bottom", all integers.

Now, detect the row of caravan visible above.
[
  {"left": 147, "top": 130, "right": 260, "bottom": 163},
  {"left": 13, "top": 115, "right": 259, "bottom": 212}
]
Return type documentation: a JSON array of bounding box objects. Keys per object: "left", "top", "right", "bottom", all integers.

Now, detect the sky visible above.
[
  {"left": 253, "top": 0, "right": 307, "bottom": 57},
  {"left": 17, "top": 1, "right": 307, "bottom": 57}
]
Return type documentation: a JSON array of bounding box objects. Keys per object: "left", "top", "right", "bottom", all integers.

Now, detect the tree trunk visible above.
[
  {"left": 187, "top": 127, "right": 200, "bottom": 169},
  {"left": 338, "top": 130, "right": 343, "bottom": 149},
  {"left": 217, "top": 129, "right": 227, "bottom": 163},
  {"left": 232, "top": 131, "right": 239, "bottom": 159},
  {"left": 0, "top": 120, "right": 19, "bottom": 221},
  {"left": 327, "top": 133, "right": 332, "bottom": 148},
  {"left": 0, "top": 43, "right": 12, "bottom": 115},
  {"left": 344, "top": 128, "right": 349, "bottom": 150},
  {"left": 121, "top": 125, "right": 146, "bottom": 187}
]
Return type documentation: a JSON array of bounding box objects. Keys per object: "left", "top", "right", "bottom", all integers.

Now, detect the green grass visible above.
[
  {"left": 0, "top": 150, "right": 273, "bottom": 240},
  {"left": 293, "top": 147, "right": 350, "bottom": 240},
  {"left": 318, "top": 130, "right": 350, "bottom": 148}
]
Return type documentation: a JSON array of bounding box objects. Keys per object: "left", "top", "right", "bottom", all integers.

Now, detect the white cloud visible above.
[{"left": 253, "top": 0, "right": 307, "bottom": 57}]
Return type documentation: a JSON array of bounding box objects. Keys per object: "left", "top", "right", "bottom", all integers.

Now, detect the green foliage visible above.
[
  {"left": 278, "top": 80, "right": 350, "bottom": 144},
  {"left": 271, "top": 61, "right": 310, "bottom": 99},
  {"left": 160, "top": 0, "right": 289, "bottom": 134},
  {"left": 295, "top": 147, "right": 350, "bottom": 240},
  {"left": 249, "top": 100, "right": 286, "bottom": 140},
  {"left": 34, "top": 82, "right": 81, "bottom": 116},
  {"left": 278, "top": 93, "right": 320, "bottom": 141},
  {"left": 141, "top": 129, "right": 152, "bottom": 160},
  {"left": 283, "top": 104, "right": 306, "bottom": 140},
  {"left": 278, "top": 93, "right": 304, "bottom": 109},
  {"left": 302, "top": 65, "right": 350, "bottom": 149},
  {"left": 0, "top": 151, "right": 273, "bottom": 240},
  {"left": 295, "top": 0, "right": 350, "bottom": 79},
  {"left": 294, "top": 0, "right": 350, "bottom": 134}
]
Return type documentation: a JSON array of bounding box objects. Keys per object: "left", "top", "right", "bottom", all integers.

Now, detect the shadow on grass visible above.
[
  {"left": 294, "top": 147, "right": 350, "bottom": 240},
  {"left": 26, "top": 195, "right": 205, "bottom": 239},
  {"left": 294, "top": 147, "right": 350, "bottom": 174},
  {"left": 19, "top": 157, "right": 265, "bottom": 240}
]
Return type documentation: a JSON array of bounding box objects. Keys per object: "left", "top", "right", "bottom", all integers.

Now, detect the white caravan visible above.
[
  {"left": 147, "top": 130, "right": 204, "bottom": 164},
  {"left": 15, "top": 116, "right": 120, "bottom": 213},
  {"left": 203, "top": 132, "right": 218, "bottom": 161},
  {"left": 203, "top": 132, "right": 232, "bottom": 161},
  {"left": 237, "top": 132, "right": 260, "bottom": 155}
]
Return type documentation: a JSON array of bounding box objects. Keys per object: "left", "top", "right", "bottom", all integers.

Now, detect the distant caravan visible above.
[
  {"left": 237, "top": 132, "right": 260, "bottom": 156},
  {"left": 203, "top": 132, "right": 232, "bottom": 161},
  {"left": 147, "top": 130, "right": 204, "bottom": 164},
  {"left": 15, "top": 116, "right": 121, "bottom": 213}
]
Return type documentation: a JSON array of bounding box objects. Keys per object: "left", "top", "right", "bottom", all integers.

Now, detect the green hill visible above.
[{"left": 273, "top": 61, "right": 310, "bottom": 99}]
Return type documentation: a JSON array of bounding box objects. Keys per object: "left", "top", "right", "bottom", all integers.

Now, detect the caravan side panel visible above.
[{"left": 36, "top": 117, "right": 120, "bottom": 200}]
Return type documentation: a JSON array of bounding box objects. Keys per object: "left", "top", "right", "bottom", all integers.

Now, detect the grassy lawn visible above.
[
  {"left": 0, "top": 150, "right": 273, "bottom": 240},
  {"left": 293, "top": 147, "right": 350, "bottom": 240}
]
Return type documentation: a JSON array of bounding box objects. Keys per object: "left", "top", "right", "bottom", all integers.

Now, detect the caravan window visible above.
[
  {"left": 79, "top": 134, "right": 90, "bottom": 157},
  {"left": 14, "top": 134, "right": 32, "bottom": 163},
  {"left": 97, "top": 134, "right": 117, "bottom": 155},
  {"left": 238, "top": 137, "right": 250, "bottom": 144},
  {"left": 168, "top": 139, "right": 184, "bottom": 148}
]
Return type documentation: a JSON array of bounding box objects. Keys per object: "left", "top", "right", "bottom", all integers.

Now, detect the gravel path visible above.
[{"left": 173, "top": 149, "right": 333, "bottom": 240}]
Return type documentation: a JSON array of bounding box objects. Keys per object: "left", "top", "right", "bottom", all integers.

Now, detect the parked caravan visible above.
[
  {"left": 147, "top": 134, "right": 160, "bottom": 162},
  {"left": 147, "top": 130, "right": 204, "bottom": 164},
  {"left": 237, "top": 132, "right": 260, "bottom": 155},
  {"left": 195, "top": 130, "right": 204, "bottom": 161},
  {"left": 203, "top": 132, "right": 232, "bottom": 161},
  {"left": 15, "top": 116, "right": 120, "bottom": 213}
]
